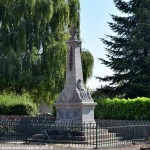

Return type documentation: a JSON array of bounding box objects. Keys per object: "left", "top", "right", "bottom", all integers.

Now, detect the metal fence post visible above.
[
  {"left": 95, "top": 122, "right": 98, "bottom": 149},
  {"left": 44, "top": 118, "right": 46, "bottom": 142},
  {"left": 25, "top": 118, "right": 28, "bottom": 143}
]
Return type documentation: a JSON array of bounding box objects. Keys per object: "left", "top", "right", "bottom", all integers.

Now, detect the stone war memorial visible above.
[{"left": 55, "top": 27, "right": 96, "bottom": 123}]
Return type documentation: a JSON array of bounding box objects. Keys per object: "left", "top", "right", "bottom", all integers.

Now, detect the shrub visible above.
[
  {"left": 0, "top": 92, "right": 38, "bottom": 115},
  {"left": 94, "top": 97, "right": 150, "bottom": 120}
]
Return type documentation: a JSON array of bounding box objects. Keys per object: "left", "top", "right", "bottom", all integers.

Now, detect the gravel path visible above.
[{"left": 0, "top": 143, "right": 148, "bottom": 150}]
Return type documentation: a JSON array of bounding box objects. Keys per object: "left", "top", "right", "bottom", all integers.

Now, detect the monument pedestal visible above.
[
  {"left": 55, "top": 27, "right": 96, "bottom": 123},
  {"left": 55, "top": 102, "right": 96, "bottom": 123}
]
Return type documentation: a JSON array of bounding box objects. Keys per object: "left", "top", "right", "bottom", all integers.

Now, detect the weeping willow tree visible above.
[
  {"left": 81, "top": 49, "right": 94, "bottom": 84},
  {"left": 0, "top": 0, "right": 93, "bottom": 104}
]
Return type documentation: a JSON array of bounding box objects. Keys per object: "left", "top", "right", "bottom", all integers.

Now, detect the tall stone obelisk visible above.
[{"left": 55, "top": 27, "right": 96, "bottom": 122}]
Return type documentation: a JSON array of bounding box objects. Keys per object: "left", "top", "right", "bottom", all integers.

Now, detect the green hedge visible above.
[
  {"left": 94, "top": 97, "right": 150, "bottom": 120},
  {"left": 0, "top": 92, "right": 38, "bottom": 115}
]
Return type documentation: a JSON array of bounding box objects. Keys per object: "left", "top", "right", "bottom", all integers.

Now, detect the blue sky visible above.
[{"left": 80, "top": 0, "right": 125, "bottom": 89}]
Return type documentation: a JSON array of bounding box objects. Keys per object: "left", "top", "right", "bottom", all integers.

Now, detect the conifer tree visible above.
[{"left": 98, "top": 0, "right": 150, "bottom": 98}]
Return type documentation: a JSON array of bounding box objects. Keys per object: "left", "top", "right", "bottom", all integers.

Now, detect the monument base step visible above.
[{"left": 28, "top": 128, "right": 123, "bottom": 146}]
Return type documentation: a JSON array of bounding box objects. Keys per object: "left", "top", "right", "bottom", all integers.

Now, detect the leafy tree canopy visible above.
[
  {"left": 0, "top": 0, "right": 94, "bottom": 104},
  {"left": 81, "top": 49, "right": 94, "bottom": 84}
]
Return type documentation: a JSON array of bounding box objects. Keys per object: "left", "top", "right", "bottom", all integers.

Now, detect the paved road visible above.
[{"left": 0, "top": 143, "right": 147, "bottom": 150}]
